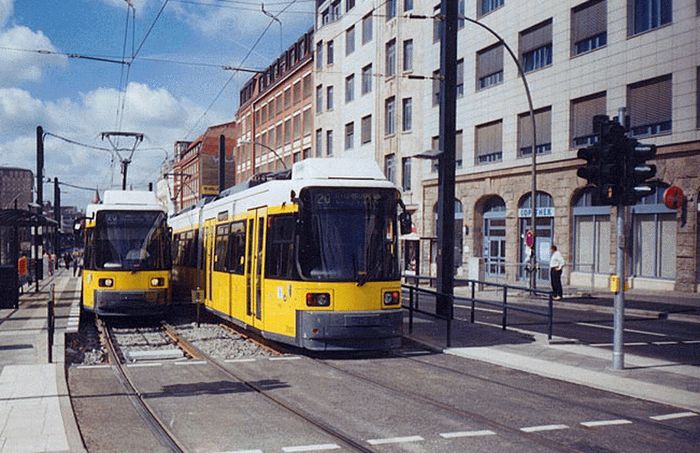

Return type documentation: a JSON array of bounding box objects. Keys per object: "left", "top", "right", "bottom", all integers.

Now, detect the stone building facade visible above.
[{"left": 0, "top": 167, "right": 33, "bottom": 210}]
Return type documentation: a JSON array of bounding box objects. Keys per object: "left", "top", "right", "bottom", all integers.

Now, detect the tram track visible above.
[{"left": 95, "top": 317, "right": 189, "bottom": 453}]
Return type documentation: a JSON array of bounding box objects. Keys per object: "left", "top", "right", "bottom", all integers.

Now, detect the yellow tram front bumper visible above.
[{"left": 92, "top": 289, "right": 169, "bottom": 316}]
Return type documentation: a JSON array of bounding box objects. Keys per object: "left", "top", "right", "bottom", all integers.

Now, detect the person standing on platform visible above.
[{"left": 549, "top": 245, "right": 565, "bottom": 300}]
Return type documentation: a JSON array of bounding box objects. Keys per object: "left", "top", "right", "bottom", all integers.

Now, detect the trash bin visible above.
[{"left": 0, "top": 265, "right": 19, "bottom": 308}]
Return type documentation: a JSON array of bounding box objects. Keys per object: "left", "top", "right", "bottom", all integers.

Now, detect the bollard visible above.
[
  {"left": 548, "top": 293, "right": 554, "bottom": 340},
  {"left": 408, "top": 286, "right": 414, "bottom": 334},
  {"left": 502, "top": 287, "right": 508, "bottom": 331},
  {"left": 470, "top": 281, "right": 476, "bottom": 323},
  {"left": 47, "top": 284, "right": 55, "bottom": 363}
]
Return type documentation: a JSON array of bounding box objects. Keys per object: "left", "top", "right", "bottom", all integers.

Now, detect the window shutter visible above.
[
  {"left": 572, "top": 0, "right": 607, "bottom": 44},
  {"left": 518, "top": 108, "right": 551, "bottom": 149},
  {"left": 477, "top": 121, "right": 502, "bottom": 156},
  {"left": 628, "top": 76, "right": 672, "bottom": 128},
  {"left": 520, "top": 20, "right": 552, "bottom": 55},
  {"left": 477, "top": 44, "right": 503, "bottom": 79},
  {"left": 571, "top": 93, "right": 606, "bottom": 139}
]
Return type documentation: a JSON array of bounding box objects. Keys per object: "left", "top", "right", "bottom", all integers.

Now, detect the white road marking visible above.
[
  {"left": 650, "top": 412, "right": 698, "bottom": 421},
  {"left": 581, "top": 419, "right": 633, "bottom": 427},
  {"left": 126, "top": 362, "right": 162, "bottom": 367},
  {"left": 439, "top": 430, "right": 496, "bottom": 438},
  {"left": 653, "top": 341, "right": 679, "bottom": 345},
  {"left": 281, "top": 444, "right": 340, "bottom": 452},
  {"left": 682, "top": 340, "right": 700, "bottom": 344},
  {"left": 269, "top": 356, "right": 301, "bottom": 361},
  {"left": 224, "top": 358, "right": 257, "bottom": 363},
  {"left": 576, "top": 322, "right": 668, "bottom": 337},
  {"left": 367, "top": 436, "right": 424, "bottom": 445},
  {"left": 520, "top": 424, "right": 569, "bottom": 433},
  {"left": 223, "top": 450, "right": 263, "bottom": 453},
  {"left": 75, "top": 364, "right": 110, "bottom": 369},
  {"left": 174, "top": 360, "right": 206, "bottom": 365}
]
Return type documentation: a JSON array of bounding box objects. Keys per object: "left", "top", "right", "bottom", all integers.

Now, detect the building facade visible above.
[
  {"left": 0, "top": 167, "right": 33, "bottom": 210},
  {"left": 172, "top": 122, "right": 236, "bottom": 212},
  {"left": 313, "top": 0, "right": 699, "bottom": 293},
  {"left": 235, "top": 29, "right": 314, "bottom": 182}
]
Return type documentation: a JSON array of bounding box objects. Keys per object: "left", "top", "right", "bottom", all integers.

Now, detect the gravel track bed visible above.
[
  {"left": 111, "top": 326, "right": 177, "bottom": 353},
  {"left": 171, "top": 321, "right": 276, "bottom": 360},
  {"left": 67, "top": 317, "right": 106, "bottom": 366}
]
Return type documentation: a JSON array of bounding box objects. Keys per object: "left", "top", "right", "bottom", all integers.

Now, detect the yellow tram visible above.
[
  {"left": 81, "top": 190, "right": 172, "bottom": 316},
  {"left": 169, "top": 158, "right": 411, "bottom": 350}
]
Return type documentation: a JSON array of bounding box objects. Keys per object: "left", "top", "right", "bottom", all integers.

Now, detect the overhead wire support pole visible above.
[
  {"left": 613, "top": 107, "right": 627, "bottom": 370},
  {"left": 435, "top": 0, "right": 458, "bottom": 323},
  {"left": 100, "top": 131, "right": 144, "bottom": 190}
]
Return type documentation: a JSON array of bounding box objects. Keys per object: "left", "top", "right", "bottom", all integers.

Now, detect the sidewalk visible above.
[
  {"left": 405, "top": 310, "right": 700, "bottom": 414},
  {"left": 0, "top": 269, "right": 85, "bottom": 453}
]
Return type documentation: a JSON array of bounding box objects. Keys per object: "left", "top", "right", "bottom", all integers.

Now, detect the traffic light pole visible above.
[{"left": 612, "top": 108, "right": 626, "bottom": 370}]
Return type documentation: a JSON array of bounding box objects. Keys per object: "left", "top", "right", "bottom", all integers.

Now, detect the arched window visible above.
[
  {"left": 518, "top": 191, "right": 554, "bottom": 282},
  {"left": 631, "top": 184, "right": 675, "bottom": 279},
  {"left": 573, "top": 189, "right": 611, "bottom": 273}
]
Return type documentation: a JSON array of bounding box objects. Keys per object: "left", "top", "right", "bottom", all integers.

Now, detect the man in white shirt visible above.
[{"left": 549, "top": 245, "right": 565, "bottom": 300}]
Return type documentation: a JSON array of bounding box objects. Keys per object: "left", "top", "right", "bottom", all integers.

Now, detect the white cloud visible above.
[
  {"left": 0, "top": 0, "right": 13, "bottom": 28},
  {"left": 0, "top": 21, "right": 65, "bottom": 86}
]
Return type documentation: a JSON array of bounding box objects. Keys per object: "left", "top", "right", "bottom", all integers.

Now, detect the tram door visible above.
[{"left": 245, "top": 207, "right": 267, "bottom": 327}]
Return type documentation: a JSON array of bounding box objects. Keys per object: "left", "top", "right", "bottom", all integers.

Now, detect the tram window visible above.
[
  {"left": 229, "top": 221, "right": 246, "bottom": 275},
  {"left": 213, "top": 224, "right": 230, "bottom": 272},
  {"left": 265, "top": 215, "right": 298, "bottom": 279}
]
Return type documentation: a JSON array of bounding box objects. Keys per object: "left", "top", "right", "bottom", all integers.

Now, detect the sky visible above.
[{"left": 0, "top": 0, "right": 315, "bottom": 208}]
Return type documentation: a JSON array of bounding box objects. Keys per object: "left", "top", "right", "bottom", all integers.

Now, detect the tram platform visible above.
[
  {"left": 405, "top": 285, "right": 700, "bottom": 414},
  {"left": 0, "top": 269, "right": 84, "bottom": 453}
]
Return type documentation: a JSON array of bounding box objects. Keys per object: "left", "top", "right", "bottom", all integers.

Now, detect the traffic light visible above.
[
  {"left": 623, "top": 140, "right": 657, "bottom": 204},
  {"left": 576, "top": 115, "right": 626, "bottom": 206}
]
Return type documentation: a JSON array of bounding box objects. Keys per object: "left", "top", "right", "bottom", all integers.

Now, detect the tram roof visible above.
[{"left": 86, "top": 190, "right": 165, "bottom": 217}]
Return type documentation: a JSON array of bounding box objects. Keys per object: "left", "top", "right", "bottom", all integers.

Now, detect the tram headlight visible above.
[
  {"left": 383, "top": 291, "right": 400, "bottom": 305},
  {"left": 98, "top": 278, "right": 114, "bottom": 288},
  {"left": 306, "top": 292, "right": 330, "bottom": 307},
  {"left": 150, "top": 277, "right": 165, "bottom": 287}
]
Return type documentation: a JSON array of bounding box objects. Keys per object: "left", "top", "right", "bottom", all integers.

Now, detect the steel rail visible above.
[
  {"left": 161, "top": 323, "right": 375, "bottom": 453},
  {"left": 96, "top": 317, "right": 189, "bottom": 453}
]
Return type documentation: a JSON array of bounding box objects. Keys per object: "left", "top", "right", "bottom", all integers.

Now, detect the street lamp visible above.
[{"left": 237, "top": 138, "right": 288, "bottom": 172}]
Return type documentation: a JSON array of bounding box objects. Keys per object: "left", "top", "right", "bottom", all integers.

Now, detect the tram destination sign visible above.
[{"left": 310, "top": 189, "right": 390, "bottom": 210}]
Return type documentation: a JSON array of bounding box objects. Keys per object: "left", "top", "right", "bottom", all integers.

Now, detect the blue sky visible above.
[{"left": 0, "top": 0, "right": 315, "bottom": 207}]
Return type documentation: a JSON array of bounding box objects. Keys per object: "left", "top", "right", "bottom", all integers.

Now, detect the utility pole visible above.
[
  {"left": 612, "top": 107, "right": 626, "bottom": 370},
  {"left": 35, "top": 126, "right": 44, "bottom": 292},
  {"left": 435, "top": 0, "right": 458, "bottom": 321},
  {"left": 219, "top": 135, "right": 226, "bottom": 193},
  {"left": 54, "top": 177, "right": 60, "bottom": 256}
]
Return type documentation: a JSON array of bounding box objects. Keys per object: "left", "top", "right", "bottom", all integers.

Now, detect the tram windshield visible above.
[
  {"left": 87, "top": 211, "right": 170, "bottom": 270},
  {"left": 298, "top": 188, "right": 399, "bottom": 283}
]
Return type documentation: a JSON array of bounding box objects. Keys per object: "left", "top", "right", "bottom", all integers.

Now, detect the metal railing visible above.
[{"left": 402, "top": 274, "right": 554, "bottom": 347}]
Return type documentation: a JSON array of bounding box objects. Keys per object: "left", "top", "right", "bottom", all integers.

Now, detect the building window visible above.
[
  {"left": 476, "top": 120, "right": 503, "bottom": 164},
  {"left": 386, "top": 39, "right": 396, "bottom": 77},
  {"left": 327, "top": 40, "right": 334, "bottom": 65},
  {"left": 316, "top": 85, "right": 323, "bottom": 113},
  {"left": 303, "top": 109, "right": 311, "bottom": 136},
  {"left": 628, "top": 75, "right": 672, "bottom": 137},
  {"left": 316, "top": 41, "right": 323, "bottom": 69},
  {"left": 302, "top": 74, "right": 312, "bottom": 98},
  {"left": 315, "top": 129, "right": 323, "bottom": 157},
  {"left": 458, "top": 0, "right": 465, "bottom": 28},
  {"left": 401, "top": 157, "right": 411, "bottom": 192},
  {"left": 330, "top": 0, "right": 341, "bottom": 21},
  {"left": 326, "top": 130, "right": 334, "bottom": 156},
  {"left": 518, "top": 107, "right": 552, "bottom": 157},
  {"left": 632, "top": 186, "right": 676, "bottom": 279},
  {"left": 284, "top": 118, "right": 292, "bottom": 144},
  {"left": 520, "top": 19, "right": 553, "bottom": 73},
  {"left": 293, "top": 114, "right": 301, "bottom": 140},
  {"left": 385, "top": 154, "right": 395, "bottom": 183},
  {"left": 572, "top": 0, "right": 607, "bottom": 56},
  {"left": 433, "top": 5, "right": 442, "bottom": 43},
  {"left": 431, "top": 136, "right": 439, "bottom": 172},
  {"left": 478, "top": 0, "right": 504, "bottom": 17},
  {"left": 284, "top": 88, "right": 291, "bottom": 108},
  {"left": 432, "top": 69, "right": 440, "bottom": 106},
  {"left": 361, "top": 64, "right": 373, "bottom": 94},
  {"left": 403, "top": 39, "right": 413, "bottom": 72},
  {"left": 385, "top": 96, "right": 396, "bottom": 135},
  {"left": 345, "top": 74, "right": 355, "bottom": 103},
  {"left": 346, "top": 0, "right": 355, "bottom": 12},
  {"left": 361, "top": 115, "right": 372, "bottom": 144},
  {"left": 573, "top": 190, "right": 611, "bottom": 274},
  {"left": 345, "top": 122, "right": 354, "bottom": 150},
  {"left": 456, "top": 59, "right": 464, "bottom": 97},
  {"left": 386, "top": 0, "right": 396, "bottom": 20},
  {"left": 455, "top": 129, "right": 463, "bottom": 168},
  {"left": 293, "top": 81, "right": 301, "bottom": 104},
  {"left": 346, "top": 26, "right": 355, "bottom": 55},
  {"left": 629, "top": 0, "right": 672, "bottom": 35},
  {"left": 571, "top": 92, "right": 606, "bottom": 148},
  {"left": 404, "top": 0, "right": 414, "bottom": 12},
  {"left": 362, "top": 13, "right": 373, "bottom": 44},
  {"left": 326, "top": 85, "right": 334, "bottom": 111},
  {"left": 402, "top": 97, "right": 413, "bottom": 132},
  {"left": 477, "top": 43, "right": 504, "bottom": 90},
  {"left": 276, "top": 124, "right": 283, "bottom": 147}
]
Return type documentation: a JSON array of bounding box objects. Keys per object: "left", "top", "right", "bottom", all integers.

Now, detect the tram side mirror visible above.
[{"left": 399, "top": 212, "right": 412, "bottom": 235}]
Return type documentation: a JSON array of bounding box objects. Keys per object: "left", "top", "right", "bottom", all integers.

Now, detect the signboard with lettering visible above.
[{"left": 518, "top": 207, "right": 555, "bottom": 218}]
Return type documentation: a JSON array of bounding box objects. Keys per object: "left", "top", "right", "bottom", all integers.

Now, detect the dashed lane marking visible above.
[
  {"left": 174, "top": 360, "right": 206, "bottom": 366},
  {"left": 576, "top": 322, "right": 668, "bottom": 337},
  {"left": 581, "top": 419, "right": 633, "bottom": 428},
  {"left": 269, "top": 356, "right": 302, "bottom": 361},
  {"left": 75, "top": 364, "right": 110, "bottom": 369},
  {"left": 650, "top": 412, "right": 698, "bottom": 421},
  {"left": 682, "top": 340, "right": 700, "bottom": 344},
  {"left": 224, "top": 358, "right": 257, "bottom": 363},
  {"left": 126, "top": 362, "right": 162, "bottom": 368},
  {"left": 520, "top": 424, "right": 569, "bottom": 433},
  {"left": 223, "top": 450, "right": 263, "bottom": 453},
  {"left": 439, "top": 430, "right": 496, "bottom": 438},
  {"left": 281, "top": 444, "right": 341, "bottom": 452},
  {"left": 367, "top": 436, "right": 424, "bottom": 445}
]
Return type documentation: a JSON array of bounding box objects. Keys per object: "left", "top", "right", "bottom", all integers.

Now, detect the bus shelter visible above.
[{"left": 0, "top": 209, "right": 57, "bottom": 308}]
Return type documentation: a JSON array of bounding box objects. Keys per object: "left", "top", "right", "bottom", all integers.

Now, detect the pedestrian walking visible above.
[{"left": 549, "top": 245, "right": 565, "bottom": 300}]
